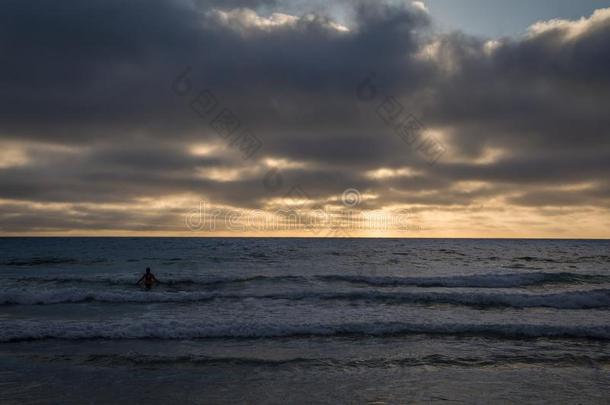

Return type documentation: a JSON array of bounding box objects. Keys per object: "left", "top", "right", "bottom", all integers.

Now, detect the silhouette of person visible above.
[{"left": 137, "top": 267, "right": 160, "bottom": 289}]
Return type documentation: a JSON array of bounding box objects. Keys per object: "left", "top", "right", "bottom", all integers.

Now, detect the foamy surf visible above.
[
  {"left": 318, "top": 272, "right": 610, "bottom": 288},
  {"left": 13, "top": 271, "right": 610, "bottom": 289},
  {"left": 2, "top": 287, "right": 609, "bottom": 309}
]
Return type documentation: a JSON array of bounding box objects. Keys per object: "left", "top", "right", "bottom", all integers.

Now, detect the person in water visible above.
[{"left": 137, "top": 267, "right": 160, "bottom": 289}]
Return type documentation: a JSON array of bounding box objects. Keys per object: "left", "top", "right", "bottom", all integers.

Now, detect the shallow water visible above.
[{"left": 1, "top": 238, "right": 609, "bottom": 404}]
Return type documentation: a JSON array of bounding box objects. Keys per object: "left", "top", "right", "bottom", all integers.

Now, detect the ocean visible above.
[{"left": 1, "top": 237, "right": 609, "bottom": 404}]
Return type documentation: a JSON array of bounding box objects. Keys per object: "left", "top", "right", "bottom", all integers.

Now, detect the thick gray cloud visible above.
[{"left": 0, "top": 0, "right": 609, "bottom": 235}]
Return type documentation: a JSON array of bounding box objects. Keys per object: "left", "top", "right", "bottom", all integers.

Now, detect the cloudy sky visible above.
[{"left": 1, "top": 0, "right": 609, "bottom": 237}]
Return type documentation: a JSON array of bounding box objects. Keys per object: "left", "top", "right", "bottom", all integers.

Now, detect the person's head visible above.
[{"left": 146, "top": 267, "right": 151, "bottom": 274}]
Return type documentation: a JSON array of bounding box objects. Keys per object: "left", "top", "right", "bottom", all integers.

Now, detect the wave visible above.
[
  {"left": 14, "top": 271, "right": 610, "bottom": 289},
  {"left": 2, "top": 257, "right": 106, "bottom": 266},
  {"left": 3, "top": 257, "right": 76, "bottom": 266},
  {"left": 33, "top": 353, "right": 610, "bottom": 368},
  {"left": 2, "top": 288, "right": 609, "bottom": 309},
  {"left": 512, "top": 255, "right": 610, "bottom": 264},
  {"left": 318, "top": 272, "right": 610, "bottom": 288},
  {"left": 14, "top": 275, "right": 306, "bottom": 287},
  {"left": 0, "top": 288, "right": 218, "bottom": 305},
  {"left": 2, "top": 320, "right": 609, "bottom": 342},
  {"left": 312, "top": 289, "right": 610, "bottom": 309}
]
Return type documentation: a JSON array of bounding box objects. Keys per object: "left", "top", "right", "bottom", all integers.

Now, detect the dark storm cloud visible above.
[
  {"left": 0, "top": 0, "right": 428, "bottom": 140},
  {"left": 422, "top": 18, "right": 610, "bottom": 157},
  {"left": 0, "top": 0, "right": 609, "bottom": 233}
]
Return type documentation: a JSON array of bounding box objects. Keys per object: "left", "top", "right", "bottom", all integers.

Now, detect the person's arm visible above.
[
  {"left": 136, "top": 275, "right": 145, "bottom": 285},
  {"left": 153, "top": 275, "right": 160, "bottom": 283}
]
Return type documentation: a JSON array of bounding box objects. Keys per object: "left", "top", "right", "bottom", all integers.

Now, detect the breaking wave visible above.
[
  {"left": 318, "top": 272, "right": 610, "bottom": 288},
  {"left": 13, "top": 271, "right": 610, "bottom": 289},
  {"left": 2, "top": 287, "right": 609, "bottom": 309}
]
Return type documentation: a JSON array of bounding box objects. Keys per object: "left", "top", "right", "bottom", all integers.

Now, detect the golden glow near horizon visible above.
[
  {"left": 1, "top": 195, "right": 608, "bottom": 238},
  {"left": 0, "top": 136, "right": 608, "bottom": 239},
  {"left": 0, "top": 144, "right": 29, "bottom": 168}
]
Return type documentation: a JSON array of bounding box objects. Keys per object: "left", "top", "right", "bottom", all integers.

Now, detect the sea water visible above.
[{"left": 1, "top": 238, "right": 609, "bottom": 404}]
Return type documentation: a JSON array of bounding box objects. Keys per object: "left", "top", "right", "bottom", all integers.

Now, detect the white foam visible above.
[
  {"left": 1, "top": 287, "right": 609, "bottom": 309},
  {"left": 0, "top": 288, "right": 217, "bottom": 305},
  {"left": 320, "top": 272, "right": 608, "bottom": 288}
]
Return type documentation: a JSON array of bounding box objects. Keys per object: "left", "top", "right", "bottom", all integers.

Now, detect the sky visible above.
[
  {"left": 1, "top": 0, "right": 609, "bottom": 238},
  {"left": 421, "top": 0, "right": 608, "bottom": 37}
]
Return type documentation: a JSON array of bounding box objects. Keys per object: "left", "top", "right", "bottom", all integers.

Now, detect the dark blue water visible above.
[{"left": 1, "top": 238, "right": 609, "bottom": 404}]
